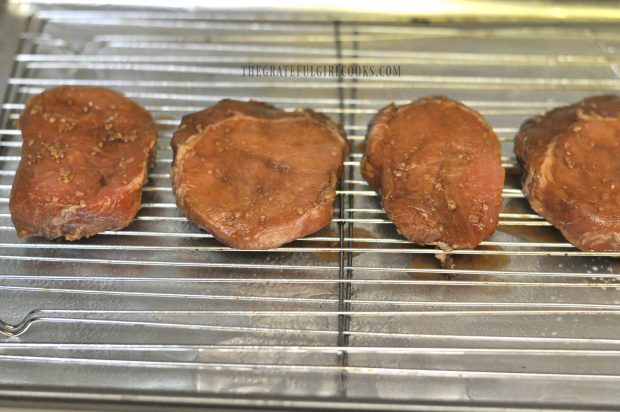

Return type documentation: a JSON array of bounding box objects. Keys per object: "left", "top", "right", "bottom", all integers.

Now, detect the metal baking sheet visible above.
[{"left": 1, "top": 5, "right": 620, "bottom": 410}]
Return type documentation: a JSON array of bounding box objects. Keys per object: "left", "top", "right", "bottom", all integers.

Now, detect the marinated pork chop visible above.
[
  {"left": 171, "top": 100, "right": 348, "bottom": 249},
  {"left": 10, "top": 86, "right": 157, "bottom": 240},
  {"left": 514, "top": 95, "right": 620, "bottom": 251},
  {"left": 361, "top": 96, "right": 504, "bottom": 250}
]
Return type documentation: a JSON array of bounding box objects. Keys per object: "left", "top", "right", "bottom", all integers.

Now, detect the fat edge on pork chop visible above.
[
  {"left": 171, "top": 99, "right": 348, "bottom": 249},
  {"left": 10, "top": 86, "right": 157, "bottom": 240},
  {"left": 361, "top": 96, "right": 505, "bottom": 251}
]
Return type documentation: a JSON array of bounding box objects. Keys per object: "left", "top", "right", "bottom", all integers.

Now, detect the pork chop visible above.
[
  {"left": 361, "top": 96, "right": 504, "bottom": 250},
  {"left": 171, "top": 99, "right": 348, "bottom": 249},
  {"left": 10, "top": 86, "right": 157, "bottom": 240},
  {"left": 514, "top": 95, "right": 620, "bottom": 251}
]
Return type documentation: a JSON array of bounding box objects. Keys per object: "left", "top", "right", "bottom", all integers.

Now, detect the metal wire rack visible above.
[{"left": 1, "top": 5, "right": 620, "bottom": 410}]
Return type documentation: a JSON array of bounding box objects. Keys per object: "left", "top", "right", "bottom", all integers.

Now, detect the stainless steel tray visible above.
[{"left": 1, "top": 4, "right": 620, "bottom": 411}]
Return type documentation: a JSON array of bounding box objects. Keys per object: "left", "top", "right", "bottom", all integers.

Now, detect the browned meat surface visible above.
[
  {"left": 171, "top": 99, "right": 348, "bottom": 249},
  {"left": 361, "top": 96, "right": 504, "bottom": 250},
  {"left": 10, "top": 86, "right": 157, "bottom": 240},
  {"left": 514, "top": 95, "right": 620, "bottom": 251}
]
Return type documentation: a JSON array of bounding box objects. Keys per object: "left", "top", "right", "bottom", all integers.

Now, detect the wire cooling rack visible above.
[{"left": 1, "top": 5, "right": 620, "bottom": 411}]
